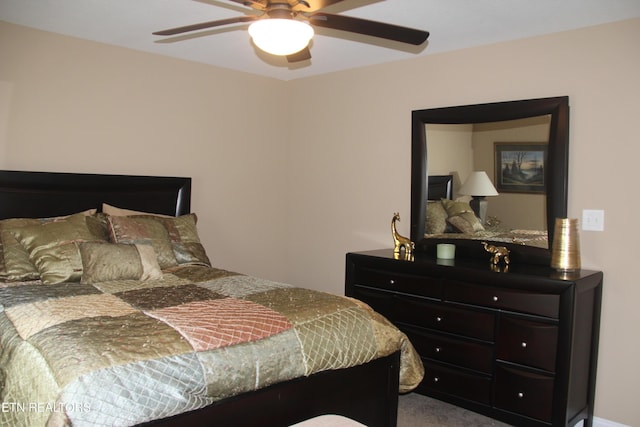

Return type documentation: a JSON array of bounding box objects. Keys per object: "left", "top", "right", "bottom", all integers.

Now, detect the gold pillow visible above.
[
  {"left": 1, "top": 219, "right": 42, "bottom": 281},
  {"left": 146, "top": 214, "right": 211, "bottom": 267},
  {"left": 447, "top": 212, "right": 485, "bottom": 233},
  {"left": 107, "top": 216, "right": 178, "bottom": 269},
  {"left": 0, "top": 209, "right": 98, "bottom": 282},
  {"left": 104, "top": 207, "right": 211, "bottom": 267},
  {"left": 11, "top": 214, "right": 105, "bottom": 284},
  {"left": 101, "top": 203, "right": 171, "bottom": 217},
  {"left": 79, "top": 242, "right": 162, "bottom": 284},
  {"left": 441, "top": 199, "right": 474, "bottom": 217},
  {"left": 440, "top": 199, "right": 484, "bottom": 233},
  {"left": 425, "top": 201, "right": 448, "bottom": 234}
]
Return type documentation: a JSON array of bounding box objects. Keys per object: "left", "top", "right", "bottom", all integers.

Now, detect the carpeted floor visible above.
[{"left": 397, "top": 393, "right": 512, "bottom": 427}]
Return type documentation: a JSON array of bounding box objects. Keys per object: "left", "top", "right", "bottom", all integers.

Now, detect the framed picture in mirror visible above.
[{"left": 494, "top": 142, "right": 547, "bottom": 194}]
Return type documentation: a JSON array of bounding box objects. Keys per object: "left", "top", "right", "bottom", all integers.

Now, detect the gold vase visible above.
[{"left": 551, "top": 218, "right": 581, "bottom": 271}]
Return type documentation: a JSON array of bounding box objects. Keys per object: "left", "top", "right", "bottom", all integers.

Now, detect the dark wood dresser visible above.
[{"left": 345, "top": 249, "right": 603, "bottom": 427}]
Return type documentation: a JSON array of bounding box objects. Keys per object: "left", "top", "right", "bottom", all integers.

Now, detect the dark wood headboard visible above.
[
  {"left": 0, "top": 170, "right": 191, "bottom": 219},
  {"left": 427, "top": 175, "right": 453, "bottom": 200}
]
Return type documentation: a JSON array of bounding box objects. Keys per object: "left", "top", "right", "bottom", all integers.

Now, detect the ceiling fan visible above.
[{"left": 152, "top": 0, "right": 429, "bottom": 62}]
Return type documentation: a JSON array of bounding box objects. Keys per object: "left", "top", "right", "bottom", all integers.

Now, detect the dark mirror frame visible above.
[{"left": 410, "top": 96, "right": 569, "bottom": 265}]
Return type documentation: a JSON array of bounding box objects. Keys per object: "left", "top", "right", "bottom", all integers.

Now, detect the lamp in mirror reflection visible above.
[
  {"left": 248, "top": 19, "right": 314, "bottom": 56},
  {"left": 459, "top": 171, "right": 499, "bottom": 225}
]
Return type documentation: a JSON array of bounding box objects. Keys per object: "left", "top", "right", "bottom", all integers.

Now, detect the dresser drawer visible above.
[
  {"left": 497, "top": 316, "right": 558, "bottom": 372},
  {"left": 421, "top": 361, "right": 491, "bottom": 405},
  {"left": 394, "top": 295, "right": 495, "bottom": 341},
  {"left": 494, "top": 364, "right": 554, "bottom": 422},
  {"left": 404, "top": 327, "right": 493, "bottom": 373},
  {"left": 354, "top": 267, "right": 441, "bottom": 299},
  {"left": 350, "top": 285, "right": 395, "bottom": 319},
  {"left": 445, "top": 281, "right": 560, "bottom": 318},
  {"left": 346, "top": 251, "right": 603, "bottom": 427}
]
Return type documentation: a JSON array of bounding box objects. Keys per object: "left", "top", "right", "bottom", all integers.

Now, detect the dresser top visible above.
[{"left": 347, "top": 249, "right": 602, "bottom": 283}]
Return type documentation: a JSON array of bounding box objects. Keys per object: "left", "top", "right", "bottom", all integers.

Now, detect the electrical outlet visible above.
[{"left": 582, "top": 209, "right": 604, "bottom": 231}]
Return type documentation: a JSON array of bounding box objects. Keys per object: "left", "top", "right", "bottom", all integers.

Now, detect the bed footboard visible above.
[{"left": 142, "top": 351, "right": 401, "bottom": 427}]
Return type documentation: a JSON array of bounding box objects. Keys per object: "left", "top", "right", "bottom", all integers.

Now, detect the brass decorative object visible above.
[
  {"left": 392, "top": 212, "right": 414, "bottom": 256},
  {"left": 490, "top": 263, "right": 509, "bottom": 273},
  {"left": 393, "top": 251, "right": 414, "bottom": 261},
  {"left": 551, "top": 218, "right": 581, "bottom": 271},
  {"left": 482, "top": 241, "right": 510, "bottom": 265}
]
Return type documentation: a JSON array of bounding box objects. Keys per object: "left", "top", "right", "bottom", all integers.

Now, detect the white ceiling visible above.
[{"left": 2, "top": 0, "right": 639, "bottom": 81}]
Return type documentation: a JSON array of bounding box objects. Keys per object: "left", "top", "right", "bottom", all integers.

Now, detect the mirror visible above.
[
  {"left": 427, "top": 115, "right": 550, "bottom": 240},
  {"left": 410, "top": 97, "right": 569, "bottom": 264}
]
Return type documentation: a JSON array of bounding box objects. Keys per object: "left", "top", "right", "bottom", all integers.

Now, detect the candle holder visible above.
[{"left": 436, "top": 243, "right": 456, "bottom": 260}]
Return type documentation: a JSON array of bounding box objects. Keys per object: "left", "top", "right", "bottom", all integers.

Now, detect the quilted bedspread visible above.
[{"left": 0, "top": 266, "right": 424, "bottom": 426}]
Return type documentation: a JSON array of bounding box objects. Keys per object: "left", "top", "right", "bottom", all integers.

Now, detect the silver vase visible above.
[{"left": 551, "top": 218, "right": 581, "bottom": 271}]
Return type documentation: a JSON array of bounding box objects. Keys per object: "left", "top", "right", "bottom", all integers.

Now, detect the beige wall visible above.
[
  {"left": 287, "top": 19, "right": 640, "bottom": 426},
  {"left": 426, "top": 123, "right": 474, "bottom": 193},
  {"left": 1, "top": 17, "right": 639, "bottom": 425},
  {"left": 473, "top": 118, "right": 549, "bottom": 230},
  {"left": 0, "top": 21, "right": 291, "bottom": 281}
]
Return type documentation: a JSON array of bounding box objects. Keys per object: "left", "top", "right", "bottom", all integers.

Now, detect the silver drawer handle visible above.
[
  {"left": 435, "top": 347, "right": 442, "bottom": 353},
  {"left": 433, "top": 377, "right": 439, "bottom": 383},
  {"left": 517, "top": 392, "right": 524, "bottom": 398},
  {"left": 521, "top": 342, "right": 528, "bottom": 348},
  {"left": 493, "top": 296, "right": 499, "bottom": 302},
  {"left": 436, "top": 316, "right": 443, "bottom": 322},
  {"left": 389, "top": 279, "right": 395, "bottom": 285}
]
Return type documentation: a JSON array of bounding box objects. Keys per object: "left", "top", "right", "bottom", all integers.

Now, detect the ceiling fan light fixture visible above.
[{"left": 248, "top": 19, "right": 314, "bottom": 56}]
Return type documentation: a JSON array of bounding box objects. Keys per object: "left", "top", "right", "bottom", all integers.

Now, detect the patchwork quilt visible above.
[{"left": 0, "top": 266, "right": 424, "bottom": 427}]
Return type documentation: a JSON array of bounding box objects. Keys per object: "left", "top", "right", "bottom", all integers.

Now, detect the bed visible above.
[
  {"left": 0, "top": 170, "right": 424, "bottom": 427},
  {"left": 425, "top": 175, "right": 548, "bottom": 248}
]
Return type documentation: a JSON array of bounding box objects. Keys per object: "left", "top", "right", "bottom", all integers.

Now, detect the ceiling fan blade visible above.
[
  {"left": 226, "top": 0, "right": 267, "bottom": 11},
  {"left": 309, "top": 12, "right": 429, "bottom": 45},
  {"left": 153, "top": 15, "right": 257, "bottom": 36},
  {"left": 287, "top": 46, "right": 312, "bottom": 62},
  {"left": 291, "top": 0, "right": 348, "bottom": 12}
]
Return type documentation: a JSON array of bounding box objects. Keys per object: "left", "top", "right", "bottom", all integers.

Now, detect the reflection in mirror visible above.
[
  {"left": 410, "top": 97, "right": 569, "bottom": 264},
  {"left": 426, "top": 115, "right": 551, "bottom": 248}
]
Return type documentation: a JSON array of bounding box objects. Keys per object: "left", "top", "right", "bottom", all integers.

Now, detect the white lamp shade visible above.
[
  {"left": 248, "top": 19, "right": 314, "bottom": 56},
  {"left": 459, "top": 171, "right": 499, "bottom": 196}
]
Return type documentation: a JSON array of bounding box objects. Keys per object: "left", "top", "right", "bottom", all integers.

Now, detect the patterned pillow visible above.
[
  {"left": 0, "top": 209, "right": 98, "bottom": 282},
  {"left": 11, "top": 213, "right": 105, "bottom": 284},
  {"left": 107, "top": 216, "right": 178, "bottom": 269},
  {"left": 79, "top": 242, "right": 162, "bottom": 284},
  {"left": 441, "top": 199, "right": 474, "bottom": 217},
  {"left": 425, "top": 201, "right": 448, "bottom": 234},
  {"left": 104, "top": 206, "right": 211, "bottom": 267},
  {"left": 447, "top": 212, "right": 485, "bottom": 233},
  {"left": 145, "top": 214, "right": 211, "bottom": 267},
  {"left": 440, "top": 199, "right": 484, "bottom": 233}
]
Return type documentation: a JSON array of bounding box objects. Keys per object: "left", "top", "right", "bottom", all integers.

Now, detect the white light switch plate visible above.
[{"left": 582, "top": 209, "right": 605, "bottom": 231}]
